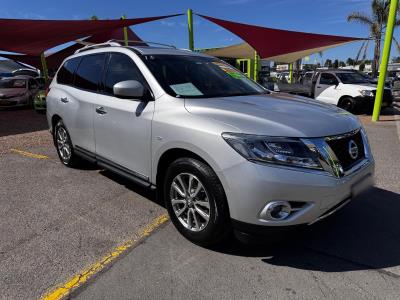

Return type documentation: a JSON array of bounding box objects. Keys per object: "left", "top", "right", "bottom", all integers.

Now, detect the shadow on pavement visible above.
[
  {"left": 0, "top": 108, "right": 48, "bottom": 137},
  {"left": 212, "top": 187, "right": 400, "bottom": 274},
  {"left": 99, "top": 169, "right": 163, "bottom": 207}
]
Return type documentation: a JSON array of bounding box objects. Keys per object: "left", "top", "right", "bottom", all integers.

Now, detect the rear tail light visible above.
[{"left": 45, "top": 87, "right": 50, "bottom": 97}]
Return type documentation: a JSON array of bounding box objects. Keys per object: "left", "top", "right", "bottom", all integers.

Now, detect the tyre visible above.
[
  {"left": 338, "top": 97, "right": 356, "bottom": 113},
  {"left": 164, "top": 157, "right": 231, "bottom": 246},
  {"left": 54, "top": 120, "right": 81, "bottom": 167}
]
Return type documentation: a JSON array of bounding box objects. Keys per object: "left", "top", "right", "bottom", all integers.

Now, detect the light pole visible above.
[{"left": 372, "top": 0, "right": 398, "bottom": 121}]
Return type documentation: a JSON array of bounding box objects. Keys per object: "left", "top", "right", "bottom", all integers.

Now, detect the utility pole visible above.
[
  {"left": 187, "top": 9, "right": 194, "bottom": 50},
  {"left": 372, "top": 0, "right": 398, "bottom": 121}
]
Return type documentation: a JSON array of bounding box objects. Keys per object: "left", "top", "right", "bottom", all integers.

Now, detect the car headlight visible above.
[
  {"left": 359, "top": 90, "right": 374, "bottom": 97},
  {"left": 222, "top": 133, "right": 322, "bottom": 170}
]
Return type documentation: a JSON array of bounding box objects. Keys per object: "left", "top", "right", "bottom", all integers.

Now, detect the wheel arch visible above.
[
  {"left": 156, "top": 148, "right": 209, "bottom": 189},
  {"left": 155, "top": 147, "right": 228, "bottom": 211}
]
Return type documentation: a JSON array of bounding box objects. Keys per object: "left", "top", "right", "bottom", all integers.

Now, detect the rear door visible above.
[
  {"left": 57, "top": 54, "right": 106, "bottom": 153},
  {"left": 315, "top": 72, "right": 340, "bottom": 104},
  {"left": 93, "top": 52, "right": 154, "bottom": 180}
]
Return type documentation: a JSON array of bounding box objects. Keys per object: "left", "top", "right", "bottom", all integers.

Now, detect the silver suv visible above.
[{"left": 47, "top": 42, "right": 374, "bottom": 245}]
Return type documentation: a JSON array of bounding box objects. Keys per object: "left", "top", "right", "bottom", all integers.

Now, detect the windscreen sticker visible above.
[
  {"left": 170, "top": 83, "right": 203, "bottom": 96},
  {"left": 212, "top": 62, "right": 245, "bottom": 79}
]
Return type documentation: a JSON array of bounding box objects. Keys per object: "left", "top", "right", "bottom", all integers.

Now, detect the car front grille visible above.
[
  {"left": 372, "top": 89, "right": 393, "bottom": 103},
  {"left": 326, "top": 130, "right": 365, "bottom": 172}
]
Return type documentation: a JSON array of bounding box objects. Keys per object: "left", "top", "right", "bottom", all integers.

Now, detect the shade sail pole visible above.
[
  {"left": 187, "top": 9, "right": 194, "bottom": 50},
  {"left": 121, "top": 15, "right": 129, "bottom": 46},
  {"left": 372, "top": 0, "right": 398, "bottom": 121},
  {"left": 40, "top": 53, "right": 48, "bottom": 83},
  {"left": 253, "top": 51, "right": 259, "bottom": 82}
]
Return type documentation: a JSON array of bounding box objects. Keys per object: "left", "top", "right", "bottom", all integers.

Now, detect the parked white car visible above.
[
  {"left": 276, "top": 70, "right": 393, "bottom": 113},
  {"left": 313, "top": 70, "right": 393, "bottom": 112}
]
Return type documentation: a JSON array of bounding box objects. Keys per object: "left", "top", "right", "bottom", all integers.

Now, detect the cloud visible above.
[{"left": 160, "top": 20, "right": 176, "bottom": 27}]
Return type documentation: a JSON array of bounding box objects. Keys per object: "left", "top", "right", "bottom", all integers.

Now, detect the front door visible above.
[
  {"left": 93, "top": 52, "right": 154, "bottom": 180},
  {"left": 315, "top": 72, "right": 339, "bottom": 104}
]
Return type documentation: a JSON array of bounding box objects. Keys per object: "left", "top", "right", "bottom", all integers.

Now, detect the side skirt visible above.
[{"left": 74, "top": 146, "right": 154, "bottom": 189}]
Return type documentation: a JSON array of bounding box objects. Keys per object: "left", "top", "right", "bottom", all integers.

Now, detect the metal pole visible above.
[
  {"left": 372, "top": 0, "right": 398, "bottom": 121},
  {"left": 121, "top": 15, "right": 129, "bottom": 46},
  {"left": 40, "top": 53, "right": 48, "bottom": 83},
  {"left": 253, "top": 51, "right": 259, "bottom": 82},
  {"left": 289, "top": 63, "right": 293, "bottom": 84},
  {"left": 187, "top": 9, "right": 194, "bottom": 50}
]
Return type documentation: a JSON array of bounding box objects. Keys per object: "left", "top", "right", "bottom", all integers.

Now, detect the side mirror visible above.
[{"left": 113, "top": 80, "right": 144, "bottom": 99}]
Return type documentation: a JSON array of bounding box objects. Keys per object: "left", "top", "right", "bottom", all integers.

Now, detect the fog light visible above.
[{"left": 265, "top": 201, "right": 291, "bottom": 220}]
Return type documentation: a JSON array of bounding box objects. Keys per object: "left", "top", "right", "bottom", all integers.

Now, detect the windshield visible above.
[
  {"left": 0, "top": 79, "right": 27, "bottom": 89},
  {"left": 336, "top": 72, "right": 370, "bottom": 84},
  {"left": 142, "top": 55, "right": 266, "bottom": 98}
]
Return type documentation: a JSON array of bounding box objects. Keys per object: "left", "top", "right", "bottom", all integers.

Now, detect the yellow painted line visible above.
[
  {"left": 11, "top": 148, "right": 49, "bottom": 159},
  {"left": 41, "top": 214, "right": 169, "bottom": 300}
]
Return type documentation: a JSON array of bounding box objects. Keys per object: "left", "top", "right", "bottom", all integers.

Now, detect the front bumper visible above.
[
  {"left": 218, "top": 157, "right": 374, "bottom": 230},
  {"left": 0, "top": 96, "right": 29, "bottom": 107},
  {"left": 354, "top": 95, "right": 393, "bottom": 111}
]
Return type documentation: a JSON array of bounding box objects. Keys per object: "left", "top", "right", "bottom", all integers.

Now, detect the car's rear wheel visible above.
[
  {"left": 164, "top": 157, "right": 231, "bottom": 246},
  {"left": 54, "top": 120, "right": 81, "bottom": 167}
]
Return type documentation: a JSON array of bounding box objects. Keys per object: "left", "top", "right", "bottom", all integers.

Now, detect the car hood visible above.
[
  {"left": 184, "top": 93, "right": 361, "bottom": 138},
  {"left": 343, "top": 83, "right": 391, "bottom": 90},
  {"left": 0, "top": 88, "right": 26, "bottom": 97}
]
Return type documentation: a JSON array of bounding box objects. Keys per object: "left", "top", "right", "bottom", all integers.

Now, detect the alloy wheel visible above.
[
  {"left": 169, "top": 173, "right": 211, "bottom": 232},
  {"left": 56, "top": 126, "right": 71, "bottom": 161}
]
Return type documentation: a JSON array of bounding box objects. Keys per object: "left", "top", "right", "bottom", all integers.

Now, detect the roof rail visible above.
[
  {"left": 74, "top": 41, "right": 121, "bottom": 54},
  {"left": 108, "top": 39, "right": 177, "bottom": 49}
]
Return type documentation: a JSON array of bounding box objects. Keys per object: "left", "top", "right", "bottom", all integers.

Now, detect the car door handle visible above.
[
  {"left": 60, "top": 97, "right": 69, "bottom": 103},
  {"left": 96, "top": 106, "right": 107, "bottom": 115}
]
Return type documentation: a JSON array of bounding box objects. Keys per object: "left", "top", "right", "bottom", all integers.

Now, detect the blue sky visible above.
[{"left": 1, "top": 0, "right": 399, "bottom": 63}]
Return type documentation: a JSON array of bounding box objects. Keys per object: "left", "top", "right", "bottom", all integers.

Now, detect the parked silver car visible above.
[
  {"left": 47, "top": 42, "right": 374, "bottom": 245},
  {"left": 0, "top": 76, "right": 39, "bottom": 108}
]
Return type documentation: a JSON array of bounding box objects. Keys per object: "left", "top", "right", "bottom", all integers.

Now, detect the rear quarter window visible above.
[{"left": 57, "top": 57, "right": 81, "bottom": 85}]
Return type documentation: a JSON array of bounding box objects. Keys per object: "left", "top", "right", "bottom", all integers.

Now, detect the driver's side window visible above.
[
  {"left": 104, "top": 53, "right": 145, "bottom": 95},
  {"left": 320, "top": 73, "right": 338, "bottom": 85}
]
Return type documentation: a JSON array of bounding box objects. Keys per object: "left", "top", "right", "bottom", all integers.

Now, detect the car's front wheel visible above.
[
  {"left": 338, "top": 96, "right": 356, "bottom": 113},
  {"left": 164, "top": 157, "right": 231, "bottom": 246},
  {"left": 54, "top": 120, "right": 80, "bottom": 167}
]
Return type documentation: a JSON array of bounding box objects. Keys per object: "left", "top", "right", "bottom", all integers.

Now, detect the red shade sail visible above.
[
  {"left": 198, "top": 14, "right": 364, "bottom": 62},
  {"left": 0, "top": 27, "right": 146, "bottom": 71},
  {"left": 0, "top": 14, "right": 181, "bottom": 55}
]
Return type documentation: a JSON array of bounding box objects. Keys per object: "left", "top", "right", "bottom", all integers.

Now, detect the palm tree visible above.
[{"left": 347, "top": 0, "right": 400, "bottom": 77}]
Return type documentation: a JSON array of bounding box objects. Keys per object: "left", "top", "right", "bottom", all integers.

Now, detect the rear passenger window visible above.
[
  {"left": 74, "top": 54, "right": 105, "bottom": 92},
  {"left": 104, "top": 53, "right": 145, "bottom": 95},
  {"left": 57, "top": 57, "right": 80, "bottom": 85}
]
